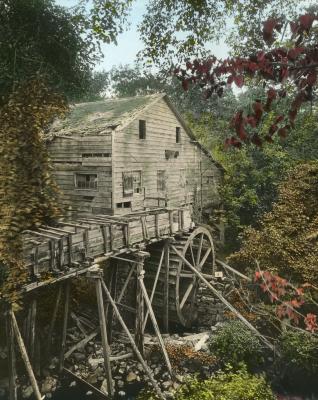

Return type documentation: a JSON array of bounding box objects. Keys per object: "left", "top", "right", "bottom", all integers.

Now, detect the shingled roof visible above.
[
  {"left": 48, "top": 93, "right": 224, "bottom": 171},
  {"left": 49, "top": 93, "right": 164, "bottom": 137}
]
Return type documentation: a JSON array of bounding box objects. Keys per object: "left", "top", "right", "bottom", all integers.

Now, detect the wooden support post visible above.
[
  {"left": 143, "top": 247, "right": 165, "bottom": 331},
  {"left": 10, "top": 309, "right": 43, "bottom": 400},
  {"left": 59, "top": 280, "right": 70, "bottom": 372},
  {"left": 29, "top": 298, "right": 37, "bottom": 362},
  {"left": 163, "top": 241, "right": 170, "bottom": 332},
  {"left": 106, "top": 262, "right": 118, "bottom": 343},
  {"left": 101, "top": 225, "right": 108, "bottom": 253},
  {"left": 135, "top": 256, "right": 146, "bottom": 355},
  {"left": 100, "top": 279, "right": 164, "bottom": 400},
  {"left": 6, "top": 308, "right": 17, "bottom": 400},
  {"left": 139, "top": 278, "right": 173, "bottom": 375},
  {"left": 95, "top": 277, "right": 114, "bottom": 397},
  {"left": 47, "top": 284, "right": 62, "bottom": 359}
]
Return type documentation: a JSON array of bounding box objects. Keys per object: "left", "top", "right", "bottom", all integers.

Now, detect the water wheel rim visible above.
[{"left": 174, "top": 226, "right": 215, "bottom": 327}]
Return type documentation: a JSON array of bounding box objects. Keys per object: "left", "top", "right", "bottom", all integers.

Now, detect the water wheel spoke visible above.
[
  {"left": 189, "top": 243, "right": 196, "bottom": 267},
  {"left": 198, "top": 247, "right": 212, "bottom": 270},
  {"left": 196, "top": 233, "right": 204, "bottom": 266},
  {"left": 180, "top": 281, "right": 195, "bottom": 309}
]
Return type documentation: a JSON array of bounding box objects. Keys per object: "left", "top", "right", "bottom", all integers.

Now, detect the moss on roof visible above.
[{"left": 50, "top": 94, "right": 163, "bottom": 137}]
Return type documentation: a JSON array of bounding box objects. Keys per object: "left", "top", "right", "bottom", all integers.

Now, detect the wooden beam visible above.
[
  {"left": 95, "top": 278, "right": 114, "bottom": 397},
  {"left": 106, "top": 262, "right": 118, "bottom": 343},
  {"left": 100, "top": 279, "right": 164, "bottom": 400},
  {"left": 59, "top": 280, "right": 70, "bottom": 372},
  {"left": 171, "top": 245, "right": 275, "bottom": 351},
  {"left": 139, "top": 278, "right": 172, "bottom": 375},
  {"left": 143, "top": 246, "right": 165, "bottom": 331},
  {"left": 135, "top": 259, "right": 145, "bottom": 355},
  {"left": 47, "top": 284, "right": 62, "bottom": 359},
  {"left": 6, "top": 308, "right": 17, "bottom": 400},
  {"left": 10, "top": 309, "right": 43, "bottom": 400},
  {"left": 163, "top": 241, "right": 170, "bottom": 332}
]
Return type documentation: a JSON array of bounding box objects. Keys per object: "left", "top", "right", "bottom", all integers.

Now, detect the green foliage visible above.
[
  {"left": 209, "top": 321, "right": 264, "bottom": 370},
  {"left": 138, "top": 366, "right": 275, "bottom": 400},
  {"left": 0, "top": 79, "right": 68, "bottom": 304},
  {"left": 138, "top": 0, "right": 302, "bottom": 68},
  {"left": 0, "top": 0, "right": 101, "bottom": 101},
  {"left": 276, "top": 330, "right": 318, "bottom": 390},
  {"left": 229, "top": 161, "right": 318, "bottom": 285},
  {"left": 279, "top": 331, "right": 318, "bottom": 379}
]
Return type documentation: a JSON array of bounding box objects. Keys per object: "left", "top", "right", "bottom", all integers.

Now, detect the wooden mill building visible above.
[
  {"left": 3, "top": 95, "right": 257, "bottom": 400},
  {"left": 47, "top": 93, "right": 223, "bottom": 217}
]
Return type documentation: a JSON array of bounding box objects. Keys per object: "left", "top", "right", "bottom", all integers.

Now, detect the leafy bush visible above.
[
  {"left": 137, "top": 366, "right": 275, "bottom": 400},
  {"left": 229, "top": 162, "right": 318, "bottom": 285},
  {"left": 276, "top": 330, "right": 318, "bottom": 391},
  {"left": 209, "top": 321, "right": 264, "bottom": 370}
]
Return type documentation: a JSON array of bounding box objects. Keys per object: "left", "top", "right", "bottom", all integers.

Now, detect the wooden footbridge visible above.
[{"left": 4, "top": 206, "right": 272, "bottom": 400}]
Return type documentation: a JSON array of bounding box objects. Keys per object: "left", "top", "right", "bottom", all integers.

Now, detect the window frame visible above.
[
  {"left": 123, "top": 170, "right": 143, "bottom": 197},
  {"left": 74, "top": 172, "right": 98, "bottom": 190}
]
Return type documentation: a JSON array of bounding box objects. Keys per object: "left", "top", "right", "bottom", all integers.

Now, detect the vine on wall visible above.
[{"left": 0, "top": 79, "right": 68, "bottom": 306}]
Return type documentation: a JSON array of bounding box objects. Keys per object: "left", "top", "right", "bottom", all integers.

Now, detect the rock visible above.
[
  {"left": 88, "top": 356, "right": 103, "bottom": 369},
  {"left": 117, "top": 380, "right": 124, "bottom": 388},
  {"left": 69, "top": 381, "right": 77, "bottom": 387},
  {"left": 126, "top": 371, "right": 138, "bottom": 382},
  {"left": 73, "top": 352, "right": 86, "bottom": 362},
  {"left": 118, "top": 391, "right": 126, "bottom": 397},
  {"left": 162, "top": 380, "right": 172, "bottom": 389},
  {"left": 22, "top": 385, "right": 33, "bottom": 398},
  {"left": 41, "top": 376, "right": 57, "bottom": 394}
]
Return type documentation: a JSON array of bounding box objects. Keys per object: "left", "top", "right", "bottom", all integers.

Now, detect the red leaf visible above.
[
  {"left": 275, "top": 115, "right": 284, "bottom": 124},
  {"left": 299, "top": 14, "right": 315, "bottom": 30},
  {"left": 246, "top": 115, "right": 257, "bottom": 127},
  {"left": 269, "top": 124, "right": 278, "bottom": 135},
  {"left": 278, "top": 126, "right": 289, "bottom": 138},
  {"left": 304, "top": 313, "right": 318, "bottom": 333},
  {"left": 280, "top": 67, "right": 289, "bottom": 81},
  {"left": 227, "top": 75, "right": 234, "bottom": 84},
  {"left": 287, "top": 47, "right": 304, "bottom": 61},
  {"left": 251, "top": 133, "right": 262, "bottom": 147},
  {"left": 182, "top": 79, "right": 189, "bottom": 91},
  {"left": 234, "top": 75, "right": 244, "bottom": 88},
  {"left": 263, "top": 18, "right": 279, "bottom": 44},
  {"left": 290, "top": 21, "right": 299, "bottom": 34},
  {"left": 267, "top": 87, "right": 277, "bottom": 100},
  {"left": 237, "top": 125, "right": 248, "bottom": 141},
  {"left": 307, "top": 71, "right": 317, "bottom": 86}
]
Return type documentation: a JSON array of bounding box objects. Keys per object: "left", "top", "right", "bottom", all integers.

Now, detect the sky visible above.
[{"left": 55, "top": 0, "right": 230, "bottom": 72}]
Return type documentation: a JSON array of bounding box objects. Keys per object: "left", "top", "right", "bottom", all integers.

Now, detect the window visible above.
[
  {"left": 75, "top": 173, "right": 97, "bottom": 189},
  {"left": 123, "top": 171, "right": 142, "bottom": 196},
  {"left": 123, "top": 172, "right": 133, "bottom": 196},
  {"left": 176, "top": 127, "right": 181, "bottom": 143},
  {"left": 116, "top": 201, "right": 131, "bottom": 209},
  {"left": 157, "top": 170, "right": 166, "bottom": 192},
  {"left": 82, "top": 153, "right": 111, "bottom": 158},
  {"left": 139, "top": 120, "right": 146, "bottom": 139},
  {"left": 132, "top": 171, "right": 142, "bottom": 194}
]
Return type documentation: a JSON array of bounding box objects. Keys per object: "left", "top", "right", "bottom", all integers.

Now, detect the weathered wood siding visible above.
[
  {"left": 47, "top": 135, "right": 113, "bottom": 216},
  {"left": 113, "top": 98, "right": 221, "bottom": 214}
]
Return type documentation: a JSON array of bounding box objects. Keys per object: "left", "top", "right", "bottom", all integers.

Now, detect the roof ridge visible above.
[{"left": 73, "top": 92, "right": 165, "bottom": 107}]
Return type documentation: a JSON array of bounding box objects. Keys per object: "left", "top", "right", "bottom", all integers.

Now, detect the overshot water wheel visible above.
[{"left": 145, "top": 226, "right": 216, "bottom": 327}]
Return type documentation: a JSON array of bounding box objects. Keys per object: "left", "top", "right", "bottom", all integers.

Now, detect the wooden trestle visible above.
[{"left": 5, "top": 208, "right": 192, "bottom": 400}]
